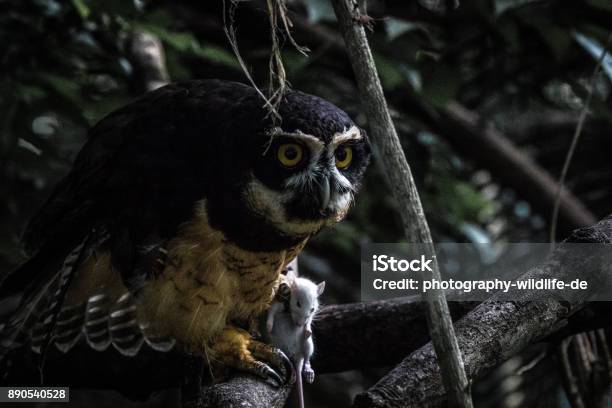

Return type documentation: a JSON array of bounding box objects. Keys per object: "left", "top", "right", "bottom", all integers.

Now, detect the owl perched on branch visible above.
[{"left": 0, "top": 79, "right": 371, "bottom": 385}]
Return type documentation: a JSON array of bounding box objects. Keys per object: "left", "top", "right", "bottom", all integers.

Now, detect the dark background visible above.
[{"left": 1, "top": 0, "right": 611, "bottom": 406}]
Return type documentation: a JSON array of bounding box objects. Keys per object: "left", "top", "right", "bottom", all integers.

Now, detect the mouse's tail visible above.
[{"left": 295, "top": 358, "right": 305, "bottom": 408}]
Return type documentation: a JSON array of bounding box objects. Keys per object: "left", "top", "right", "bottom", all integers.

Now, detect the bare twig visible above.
[
  {"left": 223, "top": 0, "right": 309, "bottom": 124},
  {"left": 223, "top": 0, "right": 281, "bottom": 121},
  {"left": 330, "top": 0, "right": 472, "bottom": 406},
  {"left": 549, "top": 36, "right": 611, "bottom": 408},
  {"left": 596, "top": 329, "right": 612, "bottom": 389},
  {"left": 516, "top": 349, "right": 548, "bottom": 376},
  {"left": 559, "top": 338, "right": 587, "bottom": 408},
  {"left": 550, "top": 35, "right": 612, "bottom": 246}
]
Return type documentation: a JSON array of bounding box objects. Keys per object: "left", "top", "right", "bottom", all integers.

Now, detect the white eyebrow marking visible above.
[
  {"left": 332, "top": 125, "right": 362, "bottom": 148},
  {"left": 265, "top": 128, "right": 325, "bottom": 154}
]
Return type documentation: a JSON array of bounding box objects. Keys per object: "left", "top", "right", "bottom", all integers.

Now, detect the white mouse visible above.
[{"left": 263, "top": 268, "right": 325, "bottom": 408}]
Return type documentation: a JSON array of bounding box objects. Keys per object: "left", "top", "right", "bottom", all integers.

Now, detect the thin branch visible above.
[
  {"left": 549, "top": 37, "right": 611, "bottom": 406},
  {"left": 550, "top": 34, "right": 612, "bottom": 246},
  {"left": 330, "top": 0, "right": 472, "bottom": 406},
  {"left": 223, "top": 0, "right": 280, "bottom": 121},
  {"left": 516, "top": 349, "right": 548, "bottom": 376},
  {"left": 223, "top": 0, "right": 310, "bottom": 124},
  {"left": 559, "top": 338, "right": 587, "bottom": 408},
  {"left": 200, "top": 375, "right": 292, "bottom": 408}
]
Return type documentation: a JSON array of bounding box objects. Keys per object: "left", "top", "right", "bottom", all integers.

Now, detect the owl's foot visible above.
[
  {"left": 211, "top": 325, "right": 292, "bottom": 387},
  {"left": 249, "top": 340, "right": 295, "bottom": 384}
]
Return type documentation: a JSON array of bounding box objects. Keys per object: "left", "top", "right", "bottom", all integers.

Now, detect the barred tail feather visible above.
[
  {"left": 52, "top": 303, "right": 86, "bottom": 353},
  {"left": 0, "top": 231, "right": 102, "bottom": 364},
  {"left": 1, "top": 228, "right": 176, "bottom": 363},
  {"left": 36, "top": 291, "right": 174, "bottom": 356}
]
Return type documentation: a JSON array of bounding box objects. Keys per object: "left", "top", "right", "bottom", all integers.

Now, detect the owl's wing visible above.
[{"left": 0, "top": 79, "right": 254, "bottom": 361}]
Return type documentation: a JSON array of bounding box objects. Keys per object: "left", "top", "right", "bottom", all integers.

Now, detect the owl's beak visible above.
[{"left": 319, "top": 177, "right": 331, "bottom": 212}]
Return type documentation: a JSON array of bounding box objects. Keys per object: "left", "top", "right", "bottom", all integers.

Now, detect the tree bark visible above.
[
  {"left": 330, "top": 0, "right": 473, "bottom": 406},
  {"left": 353, "top": 215, "right": 612, "bottom": 408},
  {"left": 201, "top": 376, "right": 292, "bottom": 408}
]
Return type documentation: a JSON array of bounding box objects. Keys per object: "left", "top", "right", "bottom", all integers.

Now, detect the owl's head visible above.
[{"left": 204, "top": 86, "right": 371, "bottom": 251}]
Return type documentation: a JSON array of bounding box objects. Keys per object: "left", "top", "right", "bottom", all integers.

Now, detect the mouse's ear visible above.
[
  {"left": 285, "top": 264, "right": 298, "bottom": 282},
  {"left": 316, "top": 281, "right": 326, "bottom": 296}
]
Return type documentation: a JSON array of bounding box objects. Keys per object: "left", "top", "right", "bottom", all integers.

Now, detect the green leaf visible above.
[
  {"left": 16, "top": 85, "right": 46, "bottom": 104},
  {"left": 136, "top": 25, "right": 239, "bottom": 69},
  {"left": 191, "top": 44, "right": 239, "bottom": 69},
  {"left": 430, "top": 177, "right": 494, "bottom": 225},
  {"left": 374, "top": 55, "right": 405, "bottom": 90},
  {"left": 39, "top": 73, "right": 82, "bottom": 106},
  {"left": 71, "top": 0, "right": 90, "bottom": 19}
]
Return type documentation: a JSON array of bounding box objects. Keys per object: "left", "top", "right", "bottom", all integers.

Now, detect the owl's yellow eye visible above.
[
  {"left": 335, "top": 145, "right": 353, "bottom": 169},
  {"left": 277, "top": 143, "right": 303, "bottom": 167}
]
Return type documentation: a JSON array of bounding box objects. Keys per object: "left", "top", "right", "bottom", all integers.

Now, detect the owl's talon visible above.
[
  {"left": 256, "top": 362, "right": 283, "bottom": 387},
  {"left": 276, "top": 348, "right": 294, "bottom": 383},
  {"left": 249, "top": 342, "right": 294, "bottom": 384},
  {"left": 210, "top": 326, "right": 295, "bottom": 386}
]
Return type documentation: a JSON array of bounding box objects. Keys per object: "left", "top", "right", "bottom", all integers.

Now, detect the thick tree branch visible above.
[
  {"left": 201, "top": 376, "right": 292, "bottom": 408},
  {"left": 353, "top": 215, "right": 612, "bottom": 408},
  {"left": 3, "top": 299, "right": 476, "bottom": 402}
]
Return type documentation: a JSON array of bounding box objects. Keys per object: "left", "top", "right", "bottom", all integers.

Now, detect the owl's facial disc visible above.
[{"left": 246, "top": 126, "right": 369, "bottom": 237}]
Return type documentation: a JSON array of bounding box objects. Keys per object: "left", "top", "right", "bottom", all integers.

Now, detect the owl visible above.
[{"left": 0, "top": 79, "right": 371, "bottom": 385}]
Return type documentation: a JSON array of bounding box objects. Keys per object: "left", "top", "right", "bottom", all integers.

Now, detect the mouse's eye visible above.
[
  {"left": 310, "top": 307, "right": 315, "bottom": 313},
  {"left": 297, "top": 301, "right": 302, "bottom": 308}
]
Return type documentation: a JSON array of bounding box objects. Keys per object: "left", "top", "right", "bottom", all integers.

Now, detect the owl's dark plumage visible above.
[{"left": 0, "top": 79, "right": 370, "bottom": 381}]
